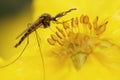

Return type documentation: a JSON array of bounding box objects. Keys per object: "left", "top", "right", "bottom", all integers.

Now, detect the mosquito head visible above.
[{"left": 40, "top": 13, "right": 53, "bottom": 28}]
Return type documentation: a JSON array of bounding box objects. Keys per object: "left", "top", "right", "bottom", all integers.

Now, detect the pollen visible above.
[{"left": 47, "top": 14, "right": 108, "bottom": 70}]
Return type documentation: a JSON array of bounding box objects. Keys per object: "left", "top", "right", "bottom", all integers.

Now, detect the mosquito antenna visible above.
[
  {"left": 35, "top": 30, "right": 45, "bottom": 80},
  {"left": 0, "top": 36, "right": 29, "bottom": 68}
]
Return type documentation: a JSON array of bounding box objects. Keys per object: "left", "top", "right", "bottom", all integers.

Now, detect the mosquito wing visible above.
[
  {"left": 15, "top": 16, "right": 44, "bottom": 39},
  {"left": 15, "top": 27, "right": 30, "bottom": 39}
]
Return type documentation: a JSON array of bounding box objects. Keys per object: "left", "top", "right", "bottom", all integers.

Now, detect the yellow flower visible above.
[
  {"left": 33, "top": 0, "right": 120, "bottom": 80},
  {"left": 47, "top": 15, "right": 107, "bottom": 69},
  {"left": 0, "top": 0, "right": 120, "bottom": 80}
]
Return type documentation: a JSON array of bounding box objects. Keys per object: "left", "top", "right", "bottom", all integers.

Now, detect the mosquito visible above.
[{"left": 0, "top": 8, "right": 77, "bottom": 80}]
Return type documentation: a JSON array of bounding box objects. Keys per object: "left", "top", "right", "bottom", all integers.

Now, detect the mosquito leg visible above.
[
  {"left": 35, "top": 30, "right": 45, "bottom": 80},
  {"left": 0, "top": 36, "right": 29, "bottom": 68},
  {"left": 54, "top": 20, "right": 62, "bottom": 24},
  {"left": 53, "top": 19, "right": 71, "bottom": 25},
  {"left": 54, "top": 8, "right": 77, "bottom": 19}
]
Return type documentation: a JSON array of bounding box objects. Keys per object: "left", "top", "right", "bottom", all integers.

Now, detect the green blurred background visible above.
[
  {"left": 0, "top": 0, "right": 33, "bottom": 60},
  {"left": 0, "top": 0, "right": 32, "bottom": 18}
]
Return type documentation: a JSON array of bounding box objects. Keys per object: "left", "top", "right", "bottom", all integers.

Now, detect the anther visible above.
[
  {"left": 88, "top": 23, "right": 92, "bottom": 30},
  {"left": 62, "top": 22, "right": 70, "bottom": 30},
  {"left": 56, "top": 26, "right": 66, "bottom": 37},
  {"left": 80, "top": 15, "right": 84, "bottom": 23},
  {"left": 96, "top": 21, "right": 108, "bottom": 35},
  {"left": 57, "top": 39, "right": 64, "bottom": 46},
  {"left": 56, "top": 32, "right": 62, "bottom": 39},
  {"left": 71, "top": 18, "right": 75, "bottom": 27},
  {"left": 83, "top": 15, "right": 89, "bottom": 24},
  {"left": 51, "top": 34, "right": 58, "bottom": 41},
  {"left": 75, "top": 17, "right": 79, "bottom": 26},
  {"left": 93, "top": 16, "right": 99, "bottom": 29},
  {"left": 47, "top": 38, "right": 56, "bottom": 45}
]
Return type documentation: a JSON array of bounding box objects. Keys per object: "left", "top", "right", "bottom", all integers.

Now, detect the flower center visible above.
[{"left": 47, "top": 14, "right": 108, "bottom": 70}]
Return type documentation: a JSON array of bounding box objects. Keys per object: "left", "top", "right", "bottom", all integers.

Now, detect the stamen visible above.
[
  {"left": 71, "top": 18, "right": 75, "bottom": 27},
  {"left": 51, "top": 34, "right": 58, "bottom": 41},
  {"left": 48, "top": 15, "right": 109, "bottom": 70},
  {"left": 74, "top": 33, "right": 82, "bottom": 46},
  {"left": 96, "top": 21, "right": 108, "bottom": 35},
  {"left": 93, "top": 16, "right": 99, "bottom": 29},
  {"left": 56, "top": 26, "right": 66, "bottom": 37},
  {"left": 75, "top": 17, "right": 79, "bottom": 26},
  {"left": 68, "top": 31, "right": 76, "bottom": 39},
  {"left": 80, "top": 15, "right": 84, "bottom": 23},
  {"left": 57, "top": 39, "right": 64, "bottom": 46},
  {"left": 47, "top": 38, "right": 56, "bottom": 45},
  {"left": 62, "top": 22, "right": 70, "bottom": 30},
  {"left": 83, "top": 15, "right": 89, "bottom": 24},
  {"left": 88, "top": 23, "right": 92, "bottom": 30},
  {"left": 56, "top": 32, "right": 63, "bottom": 39}
]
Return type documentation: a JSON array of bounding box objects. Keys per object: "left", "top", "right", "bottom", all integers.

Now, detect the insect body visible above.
[
  {"left": 15, "top": 8, "right": 77, "bottom": 48},
  {"left": 0, "top": 8, "right": 76, "bottom": 80},
  {"left": 0, "top": 8, "right": 77, "bottom": 67}
]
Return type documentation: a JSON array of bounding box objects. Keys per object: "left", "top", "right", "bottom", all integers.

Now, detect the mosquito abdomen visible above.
[{"left": 14, "top": 32, "right": 29, "bottom": 48}]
